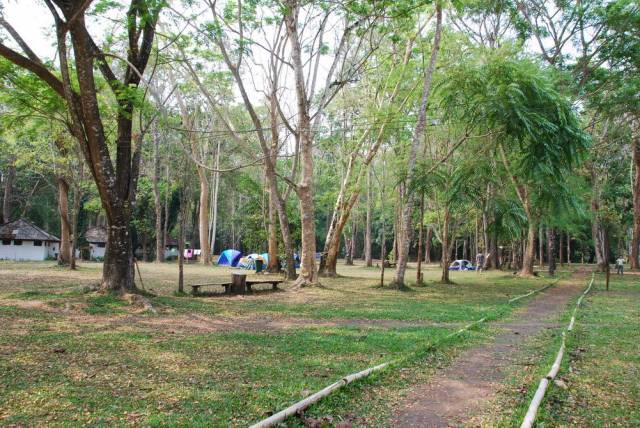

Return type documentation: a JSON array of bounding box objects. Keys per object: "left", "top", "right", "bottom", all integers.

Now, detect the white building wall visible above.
[
  {"left": 89, "top": 243, "right": 106, "bottom": 260},
  {"left": 0, "top": 240, "right": 49, "bottom": 261},
  {"left": 48, "top": 242, "right": 60, "bottom": 259}
]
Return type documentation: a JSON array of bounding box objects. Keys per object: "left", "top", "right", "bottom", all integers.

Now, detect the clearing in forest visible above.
[{"left": 1, "top": 260, "right": 561, "bottom": 426}]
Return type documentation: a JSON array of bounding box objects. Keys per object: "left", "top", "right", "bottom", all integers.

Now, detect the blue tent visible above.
[
  {"left": 260, "top": 253, "right": 269, "bottom": 265},
  {"left": 218, "top": 249, "right": 242, "bottom": 267}
]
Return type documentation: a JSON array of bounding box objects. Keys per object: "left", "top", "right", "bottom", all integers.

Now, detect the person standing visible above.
[{"left": 616, "top": 256, "right": 625, "bottom": 275}]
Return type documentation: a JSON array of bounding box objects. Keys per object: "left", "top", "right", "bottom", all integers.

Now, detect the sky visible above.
[
  {"left": 0, "top": 1, "right": 335, "bottom": 121},
  {"left": 2, "top": 1, "right": 56, "bottom": 59}
]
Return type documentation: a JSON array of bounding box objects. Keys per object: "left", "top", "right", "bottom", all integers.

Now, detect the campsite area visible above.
[
  {"left": 1, "top": 261, "right": 637, "bottom": 426},
  {"left": 1, "top": 0, "right": 639, "bottom": 426}
]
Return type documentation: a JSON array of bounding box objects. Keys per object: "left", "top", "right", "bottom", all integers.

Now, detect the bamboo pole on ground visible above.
[
  {"left": 508, "top": 281, "right": 558, "bottom": 303},
  {"left": 520, "top": 273, "right": 595, "bottom": 428},
  {"left": 249, "top": 363, "right": 389, "bottom": 428}
]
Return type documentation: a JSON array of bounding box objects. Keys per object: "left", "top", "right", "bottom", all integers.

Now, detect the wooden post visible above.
[
  {"left": 134, "top": 258, "right": 145, "bottom": 290},
  {"left": 231, "top": 272, "right": 247, "bottom": 294}
]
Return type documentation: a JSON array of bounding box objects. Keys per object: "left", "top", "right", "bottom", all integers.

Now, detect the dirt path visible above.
[{"left": 391, "top": 274, "right": 585, "bottom": 427}]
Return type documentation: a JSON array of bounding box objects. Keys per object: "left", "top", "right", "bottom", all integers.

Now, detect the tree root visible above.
[
  {"left": 290, "top": 275, "right": 321, "bottom": 290},
  {"left": 122, "top": 293, "right": 157, "bottom": 314}
]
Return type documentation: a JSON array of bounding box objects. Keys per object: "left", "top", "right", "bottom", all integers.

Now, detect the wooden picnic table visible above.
[{"left": 190, "top": 273, "right": 283, "bottom": 295}]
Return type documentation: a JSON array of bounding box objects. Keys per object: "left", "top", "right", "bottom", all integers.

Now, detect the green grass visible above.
[
  {"left": 0, "top": 260, "right": 566, "bottom": 426},
  {"left": 484, "top": 272, "right": 640, "bottom": 427},
  {"left": 84, "top": 294, "right": 129, "bottom": 315}
]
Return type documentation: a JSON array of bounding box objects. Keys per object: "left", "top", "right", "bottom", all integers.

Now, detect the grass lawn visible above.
[
  {"left": 481, "top": 271, "right": 640, "bottom": 427},
  {"left": 0, "top": 260, "right": 562, "bottom": 426}
]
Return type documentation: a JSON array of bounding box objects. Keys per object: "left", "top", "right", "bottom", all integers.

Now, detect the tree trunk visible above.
[
  {"left": 2, "top": 163, "right": 15, "bottom": 223},
  {"left": 267, "top": 188, "right": 279, "bottom": 272},
  {"left": 567, "top": 234, "right": 571, "bottom": 265},
  {"left": 631, "top": 136, "right": 640, "bottom": 270},
  {"left": 559, "top": 231, "right": 564, "bottom": 266},
  {"left": 394, "top": 3, "right": 443, "bottom": 287},
  {"left": 364, "top": 168, "right": 373, "bottom": 267},
  {"left": 57, "top": 177, "right": 72, "bottom": 264},
  {"left": 344, "top": 231, "right": 354, "bottom": 266},
  {"left": 345, "top": 220, "right": 356, "bottom": 266},
  {"left": 296, "top": 157, "right": 317, "bottom": 284},
  {"left": 196, "top": 167, "right": 211, "bottom": 264},
  {"left": 152, "top": 130, "right": 164, "bottom": 263},
  {"left": 209, "top": 140, "right": 221, "bottom": 258},
  {"left": 425, "top": 227, "right": 432, "bottom": 263},
  {"left": 266, "top": 97, "right": 295, "bottom": 278},
  {"left": 319, "top": 153, "right": 358, "bottom": 276},
  {"left": 547, "top": 227, "right": 557, "bottom": 276},
  {"left": 538, "top": 225, "right": 544, "bottom": 267},
  {"left": 462, "top": 238, "right": 468, "bottom": 261},
  {"left": 380, "top": 216, "right": 386, "bottom": 286},
  {"left": 285, "top": 4, "right": 317, "bottom": 286},
  {"left": 474, "top": 214, "right": 479, "bottom": 262},
  {"left": 393, "top": 191, "right": 400, "bottom": 261},
  {"left": 178, "top": 200, "right": 186, "bottom": 294},
  {"left": 142, "top": 233, "right": 149, "bottom": 262},
  {"left": 487, "top": 231, "right": 498, "bottom": 269},
  {"left": 417, "top": 192, "right": 425, "bottom": 284},
  {"left": 70, "top": 179, "right": 81, "bottom": 270},
  {"left": 510, "top": 242, "right": 516, "bottom": 270},
  {"left": 163, "top": 165, "right": 170, "bottom": 254},
  {"left": 493, "top": 223, "right": 501, "bottom": 269},
  {"left": 519, "top": 221, "right": 536, "bottom": 276},
  {"left": 591, "top": 169, "right": 606, "bottom": 271},
  {"left": 440, "top": 208, "right": 451, "bottom": 284},
  {"left": 102, "top": 216, "right": 135, "bottom": 292}
]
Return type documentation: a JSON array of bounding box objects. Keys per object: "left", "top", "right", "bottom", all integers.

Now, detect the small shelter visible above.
[
  {"left": 85, "top": 226, "right": 107, "bottom": 260},
  {"left": 218, "top": 249, "right": 241, "bottom": 267},
  {"left": 0, "top": 219, "right": 60, "bottom": 261}
]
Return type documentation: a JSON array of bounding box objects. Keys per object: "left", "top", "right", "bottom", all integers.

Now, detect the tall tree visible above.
[
  {"left": 0, "top": 1, "right": 162, "bottom": 291},
  {"left": 443, "top": 54, "right": 588, "bottom": 276},
  {"left": 394, "top": 2, "right": 443, "bottom": 287}
]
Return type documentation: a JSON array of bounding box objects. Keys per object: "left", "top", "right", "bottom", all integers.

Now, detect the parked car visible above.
[{"left": 448, "top": 259, "right": 476, "bottom": 271}]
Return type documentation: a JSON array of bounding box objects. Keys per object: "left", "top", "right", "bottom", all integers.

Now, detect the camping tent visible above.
[
  {"left": 218, "top": 249, "right": 242, "bottom": 267},
  {"left": 260, "top": 253, "right": 269, "bottom": 265}
]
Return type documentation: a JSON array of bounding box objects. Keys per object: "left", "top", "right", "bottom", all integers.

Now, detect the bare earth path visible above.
[{"left": 391, "top": 273, "right": 585, "bottom": 427}]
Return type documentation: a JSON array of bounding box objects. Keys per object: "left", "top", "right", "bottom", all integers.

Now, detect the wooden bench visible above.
[
  {"left": 245, "top": 279, "right": 284, "bottom": 292},
  {"left": 190, "top": 282, "right": 232, "bottom": 295}
]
